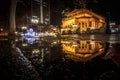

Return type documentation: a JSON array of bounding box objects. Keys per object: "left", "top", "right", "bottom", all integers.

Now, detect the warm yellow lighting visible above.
[
  {"left": 21, "top": 26, "right": 27, "bottom": 30},
  {"left": 31, "top": 19, "right": 39, "bottom": 24},
  {"left": 0, "top": 28, "right": 3, "bottom": 31},
  {"left": 61, "top": 39, "right": 105, "bottom": 62},
  {"left": 61, "top": 9, "right": 106, "bottom": 34},
  {"left": 32, "top": 49, "right": 40, "bottom": 54}
]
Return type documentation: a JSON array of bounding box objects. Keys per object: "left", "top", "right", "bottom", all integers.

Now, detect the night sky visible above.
[{"left": 0, "top": 0, "right": 120, "bottom": 27}]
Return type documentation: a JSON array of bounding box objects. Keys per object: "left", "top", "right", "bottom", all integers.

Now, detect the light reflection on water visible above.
[
  {"left": 0, "top": 35, "right": 120, "bottom": 80},
  {"left": 14, "top": 37, "right": 108, "bottom": 63},
  {"left": 61, "top": 39, "right": 105, "bottom": 62},
  {"left": 14, "top": 37, "right": 120, "bottom": 80},
  {"left": 15, "top": 37, "right": 63, "bottom": 63}
]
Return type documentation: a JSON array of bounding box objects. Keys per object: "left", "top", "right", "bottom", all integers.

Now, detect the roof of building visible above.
[{"left": 66, "top": 8, "right": 105, "bottom": 20}]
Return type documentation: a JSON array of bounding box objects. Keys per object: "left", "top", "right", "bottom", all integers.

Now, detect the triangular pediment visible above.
[
  {"left": 75, "top": 13, "right": 93, "bottom": 18},
  {"left": 66, "top": 8, "right": 105, "bottom": 20}
]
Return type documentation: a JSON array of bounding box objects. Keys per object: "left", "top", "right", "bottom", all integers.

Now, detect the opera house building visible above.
[{"left": 61, "top": 9, "right": 106, "bottom": 34}]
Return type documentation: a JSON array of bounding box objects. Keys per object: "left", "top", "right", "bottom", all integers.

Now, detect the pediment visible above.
[{"left": 67, "top": 9, "right": 105, "bottom": 20}]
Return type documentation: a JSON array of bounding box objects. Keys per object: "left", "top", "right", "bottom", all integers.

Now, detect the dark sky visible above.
[
  {"left": 0, "top": 0, "right": 120, "bottom": 27},
  {"left": 86, "top": 0, "right": 120, "bottom": 23},
  {"left": 0, "top": 1, "right": 10, "bottom": 25},
  {"left": 51, "top": 0, "right": 120, "bottom": 25}
]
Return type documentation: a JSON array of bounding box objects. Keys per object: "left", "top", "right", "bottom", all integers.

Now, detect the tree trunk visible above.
[{"left": 10, "top": 0, "right": 17, "bottom": 34}]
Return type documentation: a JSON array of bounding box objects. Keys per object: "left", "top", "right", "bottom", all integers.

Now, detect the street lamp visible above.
[
  {"left": 31, "top": 16, "right": 39, "bottom": 24},
  {"left": 0, "top": 28, "right": 3, "bottom": 32},
  {"left": 31, "top": 19, "right": 39, "bottom": 24},
  {"left": 21, "top": 26, "right": 27, "bottom": 30},
  {"left": 21, "top": 26, "right": 27, "bottom": 33}
]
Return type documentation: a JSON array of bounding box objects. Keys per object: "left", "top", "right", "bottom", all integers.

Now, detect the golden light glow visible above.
[
  {"left": 61, "top": 39, "right": 105, "bottom": 62},
  {"left": 61, "top": 9, "right": 106, "bottom": 34}
]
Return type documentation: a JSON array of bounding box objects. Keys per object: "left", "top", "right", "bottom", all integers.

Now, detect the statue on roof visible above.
[
  {"left": 74, "top": 0, "right": 86, "bottom": 9},
  {"left": 74, "top": 0, "right": 98, "bottom": 9}
]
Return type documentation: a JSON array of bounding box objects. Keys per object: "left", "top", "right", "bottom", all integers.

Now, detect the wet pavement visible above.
[
  {"left": 110, "top": 43, "right": 120, "bottom": 67},
  {"left": 0, "top": 40, "right": 42, "bottom": 80},
  {"left": 0, "top": 35, "right": 120, "bottom": 80}
]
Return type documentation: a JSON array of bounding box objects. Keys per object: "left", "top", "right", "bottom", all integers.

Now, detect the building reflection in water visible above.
[
  {"left": 61, "top": 39, "right": 105, "bottom": 62},
  {"left": 0, "top": 37, "right": 119, "bottom": 80},
  {"left": 14, "top": 37, "right": 107, "bottom": 63}
]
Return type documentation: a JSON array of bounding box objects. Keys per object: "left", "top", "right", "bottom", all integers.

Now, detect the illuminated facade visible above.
[
  {"left": 61, "top": 9, "right": 106, "bottom": 34},
  {"left": 61, "top": 39, "right": 105, "bottom": 62}
]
